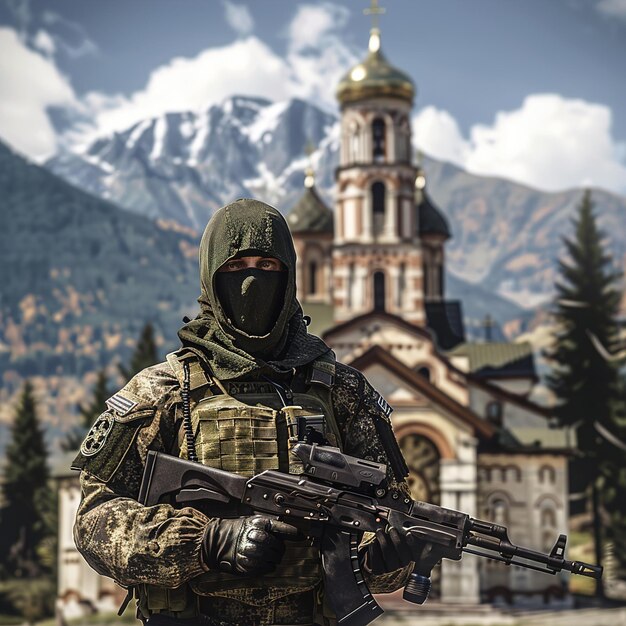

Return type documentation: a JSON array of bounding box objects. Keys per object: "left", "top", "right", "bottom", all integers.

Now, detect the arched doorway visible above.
[
  {"left": 373, "top": 271, "right": 386, "bottom": 311},
  {"left": 399, "top": 433, "right": 442, "bottom": 597}
]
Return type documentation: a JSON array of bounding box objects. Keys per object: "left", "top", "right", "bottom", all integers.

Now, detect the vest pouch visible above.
[
  {"left": 189, "top": 397, "right": 323, "bottom": 599},
  {"left": 138, "top": 583, "right": 197, "bottom": 618},
  {"left": 193, "top": 395, "right": 284, "bottom": 476}
]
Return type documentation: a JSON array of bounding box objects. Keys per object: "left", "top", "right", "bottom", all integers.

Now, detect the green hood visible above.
[{"left": 178, "top": 198, "right": 333, "bottom": 380}]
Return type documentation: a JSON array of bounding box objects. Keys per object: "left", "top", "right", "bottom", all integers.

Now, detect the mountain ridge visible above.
[{"left": 45, "top": 94, "right": 626, "bottom": 310}]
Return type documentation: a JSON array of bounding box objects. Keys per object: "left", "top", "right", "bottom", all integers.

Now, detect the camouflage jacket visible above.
[{"left": 73, "top": 359, "right": 414, "bottom": 606}]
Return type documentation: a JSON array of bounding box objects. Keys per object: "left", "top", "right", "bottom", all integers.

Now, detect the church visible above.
[
  {"left": 54, "top": 11, "right": 572, "bottom": 618},
  {"left": 288, "top": 17, "right": 570, "bottom": 607}
]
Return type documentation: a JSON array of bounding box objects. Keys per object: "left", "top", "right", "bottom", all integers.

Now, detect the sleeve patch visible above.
[
  {"left": 375, "top": 392, "right": 393, "bottom": 418},
  {"left": 80, "top": 411, "right": 115, "bottom": 457},
  {"left": 106, "top": 392, "right": 139, "bottom": 416}
]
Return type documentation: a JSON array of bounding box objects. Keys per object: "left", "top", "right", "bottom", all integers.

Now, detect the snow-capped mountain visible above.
[
  {"left": 47, "top": 96, "right": 338, "bottom": 230},
  {"left": 46, "top": 95, "right": 626, "bottom": 312}
]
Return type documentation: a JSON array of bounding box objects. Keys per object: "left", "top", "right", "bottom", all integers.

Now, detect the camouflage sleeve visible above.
[
  {"left": 331, "top": 362, "right": 414, "bottom": 594},
  {"left": 72, "top": 361, "right": 210, "bottom": 588}
]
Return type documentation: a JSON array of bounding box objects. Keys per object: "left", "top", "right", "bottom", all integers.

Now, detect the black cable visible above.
[{"left": 182, "top": 360, "right": 199, "bottom": 462}]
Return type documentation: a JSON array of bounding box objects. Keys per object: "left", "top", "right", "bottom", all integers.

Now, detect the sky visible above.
[{"left": 1, "top": 0, "right": 625, "bottom": 195}]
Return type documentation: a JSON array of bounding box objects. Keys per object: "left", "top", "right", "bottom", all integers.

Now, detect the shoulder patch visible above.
[
  {"left": 106, "top": 392, "right": 138, "bottom": 416},
  {"left": 80, "top": 411, "right": 115, "bottom": 457},
  {"left": 375, "top": 391, "right": 393, "bottom": 418}
]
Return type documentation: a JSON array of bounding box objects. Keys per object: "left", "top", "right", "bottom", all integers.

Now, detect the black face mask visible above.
[{"left": 215, "top": 269, "right": 288, "bottom": 337}]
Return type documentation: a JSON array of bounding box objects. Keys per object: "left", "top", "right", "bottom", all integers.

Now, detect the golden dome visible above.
[{"left": 336, "top": 29, "right": 415, "bottom": 105}]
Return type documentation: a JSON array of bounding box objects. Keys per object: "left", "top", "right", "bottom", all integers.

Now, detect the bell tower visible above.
[{"left": 332, "top": 5, "right": 424, "bottom": 324}]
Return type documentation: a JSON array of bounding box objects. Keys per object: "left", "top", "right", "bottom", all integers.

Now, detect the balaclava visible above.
[
  {"left": 215, "top": 258, "right": 287, "bottom": 338},
  {"left": 177, "top": 199, "right": 333, "bottom": 380}
]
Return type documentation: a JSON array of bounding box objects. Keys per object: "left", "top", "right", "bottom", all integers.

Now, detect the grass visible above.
[{"left": 568, "top": 529, "right": 596, "bottom": 596}]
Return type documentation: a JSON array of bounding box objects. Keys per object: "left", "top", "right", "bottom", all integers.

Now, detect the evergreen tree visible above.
[
  {"left": 119, "top": 322, "right": 159, "bottom": 382},
  {"left": 546, "top": 190, "right": 621, "bottom": 452},
  {"left": 600, "top": 380, "right": 626, "bottom": 581},
  {"left": 62, "top": 369, "right": 110, "bottom": 451},
  {"left": 545, "top": 190, "right": 622, "bottom": 597},
  {"left": 0, "top": 381, "right": 50, "bottom": 578}
]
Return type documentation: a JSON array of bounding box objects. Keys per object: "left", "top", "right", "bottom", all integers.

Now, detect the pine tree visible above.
[
  {"left": 119, "top": 322, "right": 159, "bottom": 382},
  {"left": 62, "top": 369, "right": 110, "bottom": 451},
  {"left": 600, "top": 381, "right": 626, "bottom": 581},
  {"left": 546, "top": 190, "right": 621, "bottom": 450},
  {"left": 0, "top": 381, "right": 50, "bottom": 578},
  {"left": 545, "top": 190, "right": 622, "bottom": 597}
]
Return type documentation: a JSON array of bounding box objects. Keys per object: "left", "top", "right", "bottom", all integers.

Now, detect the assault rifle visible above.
[{"left": 139, "top": 443, "right": 602, "bottom": 626}]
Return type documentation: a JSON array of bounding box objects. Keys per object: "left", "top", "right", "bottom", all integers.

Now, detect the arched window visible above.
[
  {"left": 505, "top": 465, "right": 522, "bottom": 482},
  {"left": 397, "top": 262, "right": 406, "bottom": 308},
  {"left": 347, "top": 262, "right": 355, "bottom": 308},
  {"left": 539, "top": 465, "right": 557, "bottom": 484},
  {"left": 541, "top": 507, "right": 557, "bottom": 528},
  {"left": 491, "top": 499, "right": 509, "bottom": 526},
  {"left": 372, "top": 117, "right": 385, "bottom": 161},
  {"left": 372, "top": 182, "right": 385, "bottom": 237},
  {"left": 308, "top": 260, "right": 317, "bottom": 295},
  {"left": 486, "top": 401, "right": 503, "bottom": 425},
  {"left": 350, "top": 122, "right": 360, "bottom": 162},
  {"left": 417, "top": 366, "right": 431, "bottom": 382},
  {"left": 373, "top": 271, "right": 386, "bottom": 311}
]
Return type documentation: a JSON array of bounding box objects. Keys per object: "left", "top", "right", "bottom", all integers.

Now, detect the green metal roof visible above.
[
  {"left": 417, "top": 188, "right": 451, "bottom": 239},
  {"left": 287, "top": 186, "right": 333, "bottom": 234},
  {"left": 448, "top": 341, "right": 535, "bottom": 376}
]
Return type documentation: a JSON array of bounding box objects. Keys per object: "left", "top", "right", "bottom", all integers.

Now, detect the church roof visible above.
[
  {"left": 350, "top": 345, "right": 496, "bottom": 440},
  {"left": 424, "top": 301, "right": 465, "bottom": 350},
  {"left": 449, "top": 341, "right": 536, "bottom": 379},
  {"left": 416, "top": 173, "right": 451, "bottom": 239},
  {"left": 336, "top": 32, "right": 414, "bottom": 105},
  {"left": 287, "top": 185, "right": 334, "bottom": 234},
  {"left": 418, "top": 190, "right": 451, "bottom": 239}
]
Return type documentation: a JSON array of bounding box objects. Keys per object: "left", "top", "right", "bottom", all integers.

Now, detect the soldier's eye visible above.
[{"left": 259, "top": 259, "right": 281, "bottom": 271}]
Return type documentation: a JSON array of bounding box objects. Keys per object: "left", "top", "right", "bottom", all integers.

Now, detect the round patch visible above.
[{"left": 80, "top": 411, "right": 115, "bottom": 457}]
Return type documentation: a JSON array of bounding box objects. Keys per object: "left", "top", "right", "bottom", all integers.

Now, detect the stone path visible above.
[{"left": 374, "top": 607, "right": 626, "bottom": 626}]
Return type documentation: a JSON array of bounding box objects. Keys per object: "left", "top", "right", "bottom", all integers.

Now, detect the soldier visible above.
[{"left": 72, "top": 199, "right": 424, "bottom": 626}]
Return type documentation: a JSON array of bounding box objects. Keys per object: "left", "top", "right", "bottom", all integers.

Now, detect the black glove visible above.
[
  {"left": 362, "top": 527, "right": 426, "bottom": 575},
  {"left": 202, "top": 515, "right": 300, "bottom": 576}
]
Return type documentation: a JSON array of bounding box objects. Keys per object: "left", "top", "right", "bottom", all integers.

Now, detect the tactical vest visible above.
[{"left": 137, "top": 349, "right": 342, "bottom": 624}]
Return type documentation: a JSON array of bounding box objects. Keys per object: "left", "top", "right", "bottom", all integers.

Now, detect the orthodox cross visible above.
[
  {"left": 483, "top": 314, "right": 495, "bottom": 342},
  {"left": 364, "top": 0, "right": 386, "bottom": 29}
]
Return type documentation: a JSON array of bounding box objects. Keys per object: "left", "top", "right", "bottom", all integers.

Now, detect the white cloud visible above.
[
  {"left": 41, "top": 11, "right": 98, "bottom": 58},
  {"left": 286, "top": 3, "right": 357, "bottom": 109},
  {"left": 222, "top": 1, "right": 254, "bottom": 37},
  {"left": 32, "top": 29, "right": 56, "bottom": 56},
  {"left": 412, "top": 106, "right": 469, "bottom": 165},
  {"left": 413, "top": 94, "right": 626, "bottom": 195},
  {"left": 71, "top": 37, "right": 295, "bottom": 145},
  {"left": 596, "top": 0, "right": 626, "bottom": 20},
  {"left": 288, "top": 2, "right": 349, "bottom": 52},
  {"left": 0, "top": 27, "right": 76, "bottom": 159},
  {"left": 68, "top": 3, "right": 358, "bottom": 145}
]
